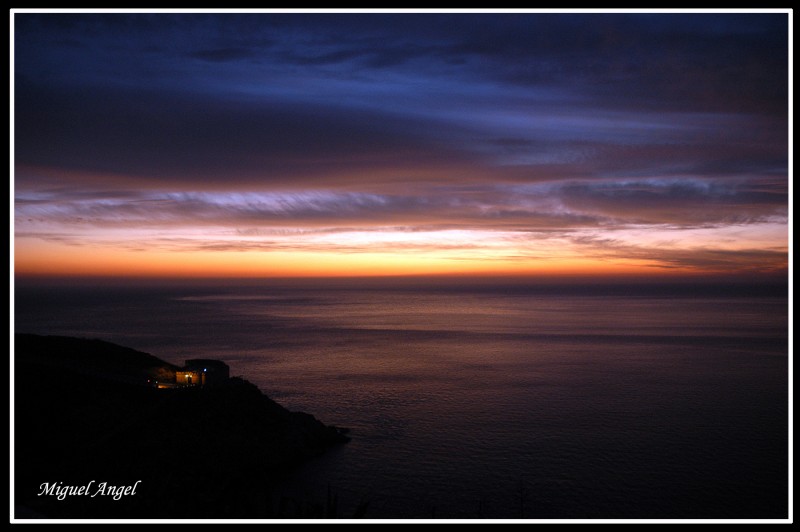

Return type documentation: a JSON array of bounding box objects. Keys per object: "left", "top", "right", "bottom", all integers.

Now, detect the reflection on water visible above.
[{"left": 14, "top": 282, "right": 788, "bottom": 518}]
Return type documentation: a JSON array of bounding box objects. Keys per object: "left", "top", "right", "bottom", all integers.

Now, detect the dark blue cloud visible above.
[
  {"left": 13, "top": 11, "right": 789, "bottom": 234},
  {"left": 14, "top": 81, "right": 479, "bottom": 187},
  {"left": 15, "top": 13, "right": 787, "bottom": 110},
  {"left": 188, "top": 47, "right": 260, "bottom": 62}
]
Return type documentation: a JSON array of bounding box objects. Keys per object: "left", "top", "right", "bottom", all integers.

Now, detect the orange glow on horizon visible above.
[
  {"left": 14, "top": 221, "right": 788, "bottom": 280},
  {"left": 13, "top": 240, "right": 760, "bottom": 279}
]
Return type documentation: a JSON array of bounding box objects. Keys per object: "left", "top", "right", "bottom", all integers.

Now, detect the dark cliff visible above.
[{"left": 14, "top": 334, "right": 348, "bottom": 518}]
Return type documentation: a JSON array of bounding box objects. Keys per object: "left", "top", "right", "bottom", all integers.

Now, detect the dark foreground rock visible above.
[{"left": 14, "top": 334, "right": 348, "bottom": 519}]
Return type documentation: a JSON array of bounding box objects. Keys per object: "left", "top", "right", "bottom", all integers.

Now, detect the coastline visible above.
[{"left": 13, "top": 333, "right": 349, "bottom": 519}]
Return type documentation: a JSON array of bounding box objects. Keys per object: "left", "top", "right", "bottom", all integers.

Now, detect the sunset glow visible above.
[{"left": 12, "top": 12, "right": 789, "bottom": 280}]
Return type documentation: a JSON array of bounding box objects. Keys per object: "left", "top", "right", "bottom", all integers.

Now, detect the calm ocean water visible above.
[{"left": 14, "top": 280, "right": 789, "bottom": 519}]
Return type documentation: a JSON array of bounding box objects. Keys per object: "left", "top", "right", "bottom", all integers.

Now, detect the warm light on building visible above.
[{"left": 172, "top": 360, "right": 230, "bottom": 387}]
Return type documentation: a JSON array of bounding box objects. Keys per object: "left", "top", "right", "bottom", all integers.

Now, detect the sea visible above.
[{"left": 13, "top": 278, "right": 789, "bottom": 520}]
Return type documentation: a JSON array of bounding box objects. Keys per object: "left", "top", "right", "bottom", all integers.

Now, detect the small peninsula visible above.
[{"left": 14, "top": 333, "right": 349, "bottom": 519}]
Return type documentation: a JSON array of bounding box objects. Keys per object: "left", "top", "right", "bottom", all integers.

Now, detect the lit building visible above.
[{"left": 174, "top": 359, "right": 230, "bottom": 387}]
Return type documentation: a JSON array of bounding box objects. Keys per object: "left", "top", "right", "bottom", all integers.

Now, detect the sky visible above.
[{"left": 12, "top": 10, "right": 790, "bottom": 279}]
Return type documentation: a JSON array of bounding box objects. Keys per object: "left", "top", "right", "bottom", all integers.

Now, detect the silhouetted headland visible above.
[{"left": 14, "top": 333, "right": 349, "bottom": 519}]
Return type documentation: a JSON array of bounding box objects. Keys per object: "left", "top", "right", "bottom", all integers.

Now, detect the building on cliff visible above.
[{"left": 173, "top": 359, "right": 230, "bottom": 387}]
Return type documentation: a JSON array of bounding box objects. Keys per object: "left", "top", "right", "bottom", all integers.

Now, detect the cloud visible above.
[
  {"left": 14, "top": 12, "right": 787, "bottom": 195},
  {"left": 552, "top": 178, "right": 788, "bottom": 225},
  {"left": 13, "top": 187, "right": 590, "bottom": 230},
  {"left": 15, "top": 12, "right": 787, "bottom": 115},
  {"left": 12, "top": 12, "right": 789, "bottom": 277},
  {"left": 14, "top": 82, "right": 481, "bottom": 188},
  {"left": 188, "top": 47, "right": 258, "bottom": 62},
  {"left": 570, "top": 233, "right": 788, "bottom": 273},
  {"left": 14, "top": 174, "right": 787, "bottom": 237},
  {"left": 14, "top": 81, "right": 787, "bottom": 198}
]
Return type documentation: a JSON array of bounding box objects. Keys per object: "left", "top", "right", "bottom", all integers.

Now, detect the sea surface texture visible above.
[{"left": 14, "top": 281, "right": 788, "bottom": 519}]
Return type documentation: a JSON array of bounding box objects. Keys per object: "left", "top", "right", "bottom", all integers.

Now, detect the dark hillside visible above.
[{"left": 14, "top": 334, "right": 348, "bottom": 518}]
